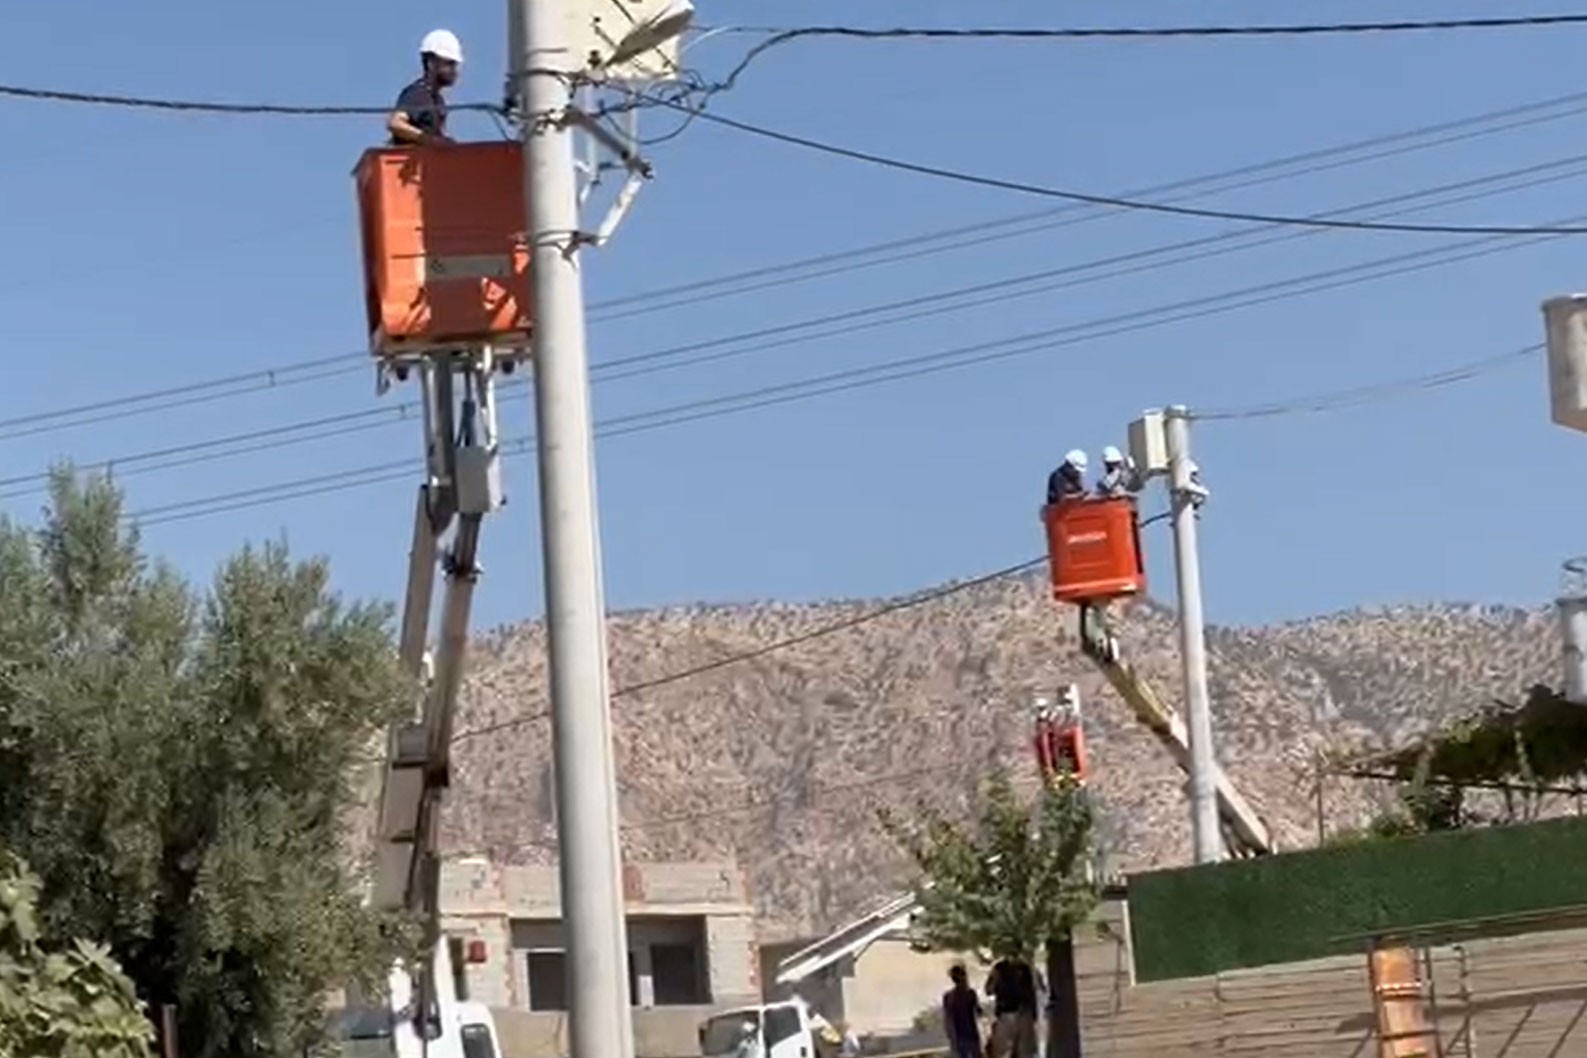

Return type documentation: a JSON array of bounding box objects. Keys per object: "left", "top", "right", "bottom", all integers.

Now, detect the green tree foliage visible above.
[
  {"left": 0, "top": 470, "right": 414, "bottom": 1058},
  {"left": 1362, "top": 684, "right": 1587, "bottom": 789},
  {"left": 0, "top": 849, "right": 153, "bottom": 1058},
  {"left": 1330, "top": 683, "right": 1587, "bottom": 841},
  {"left": 879, "top": 770, "right": 1099, "bottom": 964}
]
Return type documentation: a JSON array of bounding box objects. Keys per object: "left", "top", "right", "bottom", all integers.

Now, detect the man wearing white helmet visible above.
[
  {"left": 388, "top": 29, "right": 463, "bottom": 146},
  {"left": 1046, "top": 449, "right": 1089, "bottom": 505},
  {"left": 1095, "top": 444, "right": 1140, "bottom": 497}
]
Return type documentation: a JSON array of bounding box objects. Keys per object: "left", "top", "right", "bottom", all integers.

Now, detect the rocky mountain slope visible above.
[{"left": 442, "top": 571, "right": 1559, "bottom": 939}]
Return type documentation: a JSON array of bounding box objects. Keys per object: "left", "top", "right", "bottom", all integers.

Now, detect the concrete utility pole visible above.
[
  {"left": 515, "top": 3, "right": 636, "bottom": 1056},
  {"left": 1164, "top": 405, "right": 1222, "bottom": 864}
]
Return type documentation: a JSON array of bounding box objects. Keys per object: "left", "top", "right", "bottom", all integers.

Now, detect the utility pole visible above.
[
  {"left": 1164, "top": 405, "right": 1222, "bottom": 864},
  {"left": 515, "top": 3, "right": 636, "bottom": 1056}
]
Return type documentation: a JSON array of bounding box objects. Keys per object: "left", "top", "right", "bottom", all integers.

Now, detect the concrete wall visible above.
[
  {"left": 757, "top": 936, "right": 961, "bottom": 1036},
  {"left": 845, "top": 942, "right": 963, "bottom": 1035},
  {"left": 439, "top": 859, "right": 752, "bottom": 917}
]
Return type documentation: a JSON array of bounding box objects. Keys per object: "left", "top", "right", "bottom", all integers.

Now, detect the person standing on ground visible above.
[
  {"left": 986, "top": 956, "right": 1040, "bottom": 1058},
  {"left": 388, "top": 29, "right": 463, "bottom": 145},
  {"left": 942, "top": 964, "right": 984, "bottom": 1058}
]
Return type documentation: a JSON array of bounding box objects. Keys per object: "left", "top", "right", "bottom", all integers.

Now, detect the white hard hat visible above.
[
  {"left": 1064, "top": 448, "right": 1088, "bottom": 470},
  {"left": 1102, "top": 445, "right": 1124, "bottom": 465},
  {"left": 420, "top": 29, "right": 464, "bottom": 63}
]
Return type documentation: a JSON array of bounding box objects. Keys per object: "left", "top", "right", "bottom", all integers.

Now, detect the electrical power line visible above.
[
  {"left": 716, "top": 14, "right": 1587, "bottom": 41},
  {"left": 0, "top": 402, "right": 420, "bottom": 500},
  {"left": 20, "top": 148, "right": 1573, "bottom": 494},
  {"left": 451, "top": 555, "right": 1046, "bottom": 742},
  {"left": 10, "top": 87, "right": 1587, "bottom": 441},
  {"left": 592, "top": 154, "right": 1587, "bottom": 381},
  {"left": 0, "top": 353, "right": 361, "bottom": 436},
  {"left": 135, "top": 227, "right": 1554, "bottom": 526},
  {"left": 0, "top": 84, "right": 507, "bottom": 117},
  {"left": 122, "top": 197, "right": 1575, "bottom": 526},
  {"left": 707, "top": 15, "right": 1587, "bottom": 95},
  {"left": 1195, "top": 345, "right": 1541, "bottom": 421},
  {"left": 2, "top": 13, "right": 1577, "bottom": 120},
  {"left": 592, "top": 89, "right": 1587, "bottom": 324},
  {"left": 656, "top": 101, "right": 1587, "bottom": 236}
]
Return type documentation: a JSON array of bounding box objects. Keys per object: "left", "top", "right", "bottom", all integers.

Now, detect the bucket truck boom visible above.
[{"left": 353, "top": 348, "right": 508, "bottom": 1058}]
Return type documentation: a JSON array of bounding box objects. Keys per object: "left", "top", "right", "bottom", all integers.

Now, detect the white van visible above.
[
  {"left": 699, "top": 998, "right": 833, "bottom": 1058},
  {"left": 331, "top": 942, "right": 501, "bottom": 1058}
]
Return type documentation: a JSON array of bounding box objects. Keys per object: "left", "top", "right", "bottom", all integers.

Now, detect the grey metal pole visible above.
[
  {"left": 515, "top": 3, "right": 636, "bottom": 1056},
  {"left": 1164, "top": 405, "right": 1221, "bottom": 864}
]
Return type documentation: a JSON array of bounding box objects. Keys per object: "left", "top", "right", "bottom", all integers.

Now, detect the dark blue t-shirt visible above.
[
  {"left": 393, "top": 78, "right": 447, "bottom": 142},
  {"left": 943, "top": 985, "right": 982, "bottom": 1040}
]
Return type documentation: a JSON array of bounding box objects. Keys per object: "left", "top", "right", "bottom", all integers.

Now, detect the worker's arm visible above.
[{"left": 387, "top": 110, "right": 451, "bottom": 145}]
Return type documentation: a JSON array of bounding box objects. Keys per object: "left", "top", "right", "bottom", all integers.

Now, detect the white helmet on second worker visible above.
[
  {"left": 1064, "top": 449, "right": 1088, "bottom": 471},
  {"left": 420, "top": 29, "right": 464, "bottom": 64},
  {"left": 1101, "top": 445, "right": 1124, "bottom": 466}
]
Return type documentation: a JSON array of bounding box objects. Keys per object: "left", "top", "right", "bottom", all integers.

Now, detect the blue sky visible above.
[{"left": 1, "top": 0, "right": 1584, "bottom": 632}]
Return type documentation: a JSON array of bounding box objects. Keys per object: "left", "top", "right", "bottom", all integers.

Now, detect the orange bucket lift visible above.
[
  {"left": 1042, "top": 495, "right": 1146, "bottom": 605},
  {"left": 354, "top": 142, "right": 534, "bottom": 359},
  {"left": 1034, "top": 689, "right": 1089, "bottom": 787}
]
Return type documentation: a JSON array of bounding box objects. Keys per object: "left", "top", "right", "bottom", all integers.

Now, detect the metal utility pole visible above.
[
  {"left": 515, "top": 3, "right": 636, "bottom": 1056},
  {"left": 1164, "top": 405, "right": 1222, "bottom": 864}
]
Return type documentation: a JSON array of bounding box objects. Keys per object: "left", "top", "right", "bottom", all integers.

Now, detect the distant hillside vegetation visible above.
[{"left": 436, "top": 571, "right": 1557, "bottom": 938}]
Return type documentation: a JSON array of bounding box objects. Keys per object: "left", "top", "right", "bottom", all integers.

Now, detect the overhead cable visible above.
[
  {"left": 654, "top": 101, "right": 1587, "bottom": 236},
  {"left": 20, "top": 145, "right": 1578, "bottom": 474},
  {"left": 1194, "top": 345, "right": 1541, "bottom": 421},
  {"left": 451, "top": 555, "right": 1046, "bottom": 742},
  {"left": 592, "top": 88, "right": 1587, "bottom": 322},
  {"left": 708, "top": 15, "right": 1587, "bottom": 94},
  {"left": 126, "top": 206, "right": 1578, "bottom": 524},
  {"left": 11, "top": 86, "right": 1587, "bottom": 437},
  {"left": 3, "top": 13, "right": 1583, "bottom": 119}
]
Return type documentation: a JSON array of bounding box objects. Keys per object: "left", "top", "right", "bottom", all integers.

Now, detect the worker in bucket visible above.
[
  {"left": 1045, "top": 449, "right": 1089, "bottom": 505},
  {"left": 1095, "top": 445, "right": 1140, "bottom": 497},
  {"left": 388, "top": 29, "right": 463, "bottom": 145}
]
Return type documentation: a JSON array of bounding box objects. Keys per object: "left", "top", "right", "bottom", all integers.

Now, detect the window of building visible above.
[
  {"left": 525, "top": 951, "right": 566, "bottom": 1012},
  {"left": 525, "top": 949, "right": 641, "bottom": 1010},
  {"left": 651, "top": 942, "right": 710, "bottom": 1006}
]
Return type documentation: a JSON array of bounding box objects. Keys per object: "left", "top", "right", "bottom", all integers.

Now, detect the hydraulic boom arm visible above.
[
  {"left": 1079, "top": 607, "right": 1273, "bottom": 858},
  {"left": 369, "top": 350, "right": 506, "bottom": 1042}
]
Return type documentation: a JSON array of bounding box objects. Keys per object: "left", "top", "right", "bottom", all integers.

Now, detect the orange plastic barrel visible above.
[
  {"left": 1042, "top": 496, "right": 1146, "bottom": 604},
  {"left": 1370, "top": 946, "right": 1439, "bottom": 1058},
  {"left": 355, "top": 142, "right": 533, "bottom": 356}
]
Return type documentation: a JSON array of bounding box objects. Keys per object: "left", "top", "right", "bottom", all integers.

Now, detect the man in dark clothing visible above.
[
  {"left": 1045, "top": 449, "right": 1088, "bottom": 506},
  {"left": 985, "top": 957, "right": 1040, "bottom": 1058},
  {"left": 388, "top": 29, "right": 463, "bottom": 146},
  {"left": 941, "top": 964, "right": 983, "bottom": 1058}
]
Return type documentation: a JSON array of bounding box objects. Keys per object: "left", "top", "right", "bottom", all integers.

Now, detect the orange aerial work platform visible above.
[
  {"left": 1042, "top": 496, "right": 1146, "bottom": 604},
  {"left": 355, "top": 142, "right": 533, "bottom": 358}
]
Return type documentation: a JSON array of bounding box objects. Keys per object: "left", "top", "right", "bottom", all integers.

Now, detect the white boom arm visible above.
[
  {"left": 1080, "top": 608, "right": 1273, "bottom": 858},
  {"left": 369, "top": 350, "right": 505, "bottom": 1043}
]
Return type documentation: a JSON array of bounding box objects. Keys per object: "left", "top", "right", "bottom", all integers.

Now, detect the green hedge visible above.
[{"left": 1127, "top": 817, "right": 1587, "bottom": 982}]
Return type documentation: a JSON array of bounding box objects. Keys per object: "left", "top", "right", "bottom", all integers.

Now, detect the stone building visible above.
[{"left": 439, "top": 857, "right": 759, "bottom": 1058}]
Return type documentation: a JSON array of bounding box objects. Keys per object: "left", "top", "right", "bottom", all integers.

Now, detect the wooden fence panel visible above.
[{"left": 1075, "top": 925, "right": 1587, "bottom": 1057}]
